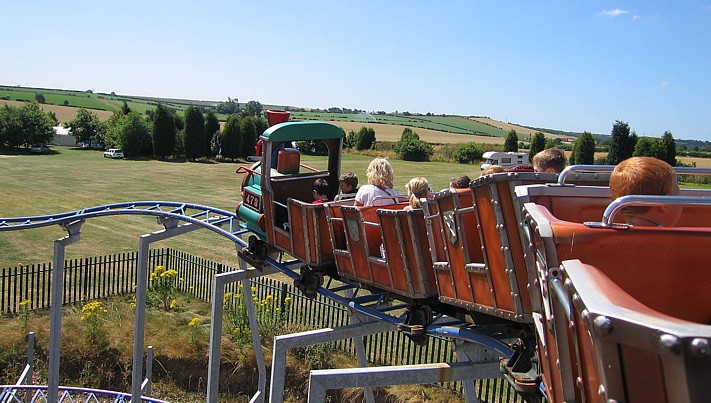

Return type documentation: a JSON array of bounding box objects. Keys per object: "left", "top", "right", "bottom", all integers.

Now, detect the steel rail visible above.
[{"left": 0, "top": 201, "right": 514, "bottom": 358}]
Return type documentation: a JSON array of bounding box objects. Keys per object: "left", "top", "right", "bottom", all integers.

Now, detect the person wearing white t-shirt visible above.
[{"left": 355, "top": 158, "right": 397, "bottom": 206}]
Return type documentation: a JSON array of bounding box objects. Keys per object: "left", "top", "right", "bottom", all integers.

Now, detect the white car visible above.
[{"left": 103, "top": 148, "right": 124, "bottom": 159}]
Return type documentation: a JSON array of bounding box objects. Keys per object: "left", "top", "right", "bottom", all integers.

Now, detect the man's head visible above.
[
  {"left": 339, "top": 172, "right": 359, "bottom": 193},
  {"left": 532, "top": 148, "right": 566, "bottom": 173},
  {"left": 610, "top": 157, "right": 681, "bottom": 226}
]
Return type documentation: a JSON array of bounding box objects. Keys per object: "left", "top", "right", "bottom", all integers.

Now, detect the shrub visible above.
[
  {"left": 354, "top": 127, "right": 376, "bottom": 150},
  {"left": 394, "top": 138, "right": 433, "bottom": 161},
  {"left": 393, "top": 128, "right": 432, "bottom": 162},
  {"left": 452, "top": 142, "right": 484, "bottom": 164}
]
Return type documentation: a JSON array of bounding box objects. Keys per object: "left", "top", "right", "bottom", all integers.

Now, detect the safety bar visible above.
[
  {"left": 590, "top": 195, "right": 711, "bottom": 227},
  {"left": 557, "top": 165, "right": 615, "bottom": 185},
  {"left": 299, "top": 163, "right": 319, "bottom": 172},
  {"left": 236, "top": 165, "right": 260, "bottom": 176},
  {"left": 371, "top": 194, "right": 409, "bottom": 204},
  {"left": 558, "top": 165, "right": 711, "bottom": 186}
]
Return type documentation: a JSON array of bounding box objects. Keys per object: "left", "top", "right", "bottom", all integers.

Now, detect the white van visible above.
[
  {"left": 103, "top": 148, "right": 124, "bottom": 159},
  {"left": 480, "top": 151, "right": 529, "bottom": 170}
]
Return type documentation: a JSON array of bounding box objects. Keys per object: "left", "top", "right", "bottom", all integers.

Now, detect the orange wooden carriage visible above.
[
  {"left": 424, "top": 173, "right": 610, "bottom": 323},
  {"left": 522, "top": 187, "right": 711, "bottom": 402},
  {"left": 327, "top": 199, "right": 445, "bottom": 336}
]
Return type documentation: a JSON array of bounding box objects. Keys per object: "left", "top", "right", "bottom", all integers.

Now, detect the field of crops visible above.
[{"left": 1, "top": 85, "right": 529, "bottom": 139}]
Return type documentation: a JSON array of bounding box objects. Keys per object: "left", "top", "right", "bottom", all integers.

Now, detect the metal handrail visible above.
[
  {"left": 558, "top": 164, "right": 711, "bottom": 186},
  {"left": 557, "top": 165, "right": 615, "bottom": 185},
  {"left": 594, "top": 195, "right": 711, "bottom": 227}
]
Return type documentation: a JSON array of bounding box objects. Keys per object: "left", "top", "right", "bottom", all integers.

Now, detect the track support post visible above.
[
  {"left": 47, "top": 220, "right": 83, "bottom": 403},
  {"left": 206, "top": 255, "right": 277, "bottom": 403}
]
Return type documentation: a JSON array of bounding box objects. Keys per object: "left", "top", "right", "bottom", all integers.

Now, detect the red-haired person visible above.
[{"left": 609, "top": 157, "right": 682, "bottom": 227}]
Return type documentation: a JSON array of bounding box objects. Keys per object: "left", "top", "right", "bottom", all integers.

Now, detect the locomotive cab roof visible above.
[{"left": 261, "top": 121, "right": 345, "bottom": 142}]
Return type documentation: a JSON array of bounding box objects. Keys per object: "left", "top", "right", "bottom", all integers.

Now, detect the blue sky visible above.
[{"left": 2, "top": 1, "right": 710, "bottom": 141}]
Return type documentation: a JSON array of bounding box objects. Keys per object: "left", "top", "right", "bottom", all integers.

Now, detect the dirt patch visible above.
[
  {"left": 325, "top": 120, "right": 505, "bottom": 145},
  {"left": 0, "top": 100, "right": 114, "bottom": 124}
]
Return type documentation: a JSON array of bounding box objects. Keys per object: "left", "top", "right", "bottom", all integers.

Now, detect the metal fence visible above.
[{"left": 1, "top": 248, "right": 524, "bottom": 402}]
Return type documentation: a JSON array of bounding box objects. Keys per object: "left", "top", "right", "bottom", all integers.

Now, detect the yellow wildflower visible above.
[
  {"left": 150, "top": 273, "right": 157, "bottom": 281},
  {"left": 155, "top": 265, "right": 165, "bottom": 275},
  {"left": 170, "top": 299, "right": 177, "bottom": 309},
  {"left": 19, "top": 299, "right": 31, "bottom": 309},
  {"left": 188, "top": 318, "right": 200, "bottom": 327}
]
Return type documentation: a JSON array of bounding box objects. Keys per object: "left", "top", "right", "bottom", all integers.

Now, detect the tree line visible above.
[
  {"left": 70, "top": 102, "right": 267, "bottom": 161},
  {"left": 500, "top": 120, "right": 677, "bottom": 166},
  {"left": 0, "top": 100, "right": 680, "bottom": 168}
]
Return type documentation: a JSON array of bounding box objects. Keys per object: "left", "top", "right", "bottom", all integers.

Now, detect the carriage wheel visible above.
[{"left": 294, "top": 266, "right": 322, "bottom": 298}]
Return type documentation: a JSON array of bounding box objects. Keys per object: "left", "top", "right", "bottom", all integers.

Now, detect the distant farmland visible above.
[{"left": 0, "top": 84, "right": 560, "bottom": 144}]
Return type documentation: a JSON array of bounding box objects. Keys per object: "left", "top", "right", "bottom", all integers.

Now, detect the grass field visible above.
[
  {"left": 0, "top": 147, "right": 489, "bottom": 268},
  {"left": 4, "top": 147, "right": 711, "bottom": 268}
]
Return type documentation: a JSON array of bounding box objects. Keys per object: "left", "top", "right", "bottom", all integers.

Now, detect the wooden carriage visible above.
[
  {"left": 329, "top": 201, "right": 440, "bottom": 301},
  {"left": 522, "top": 188, "right": 711, "bottom": 402}
]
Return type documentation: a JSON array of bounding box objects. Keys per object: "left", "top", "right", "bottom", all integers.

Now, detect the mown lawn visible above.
[{"left": 0, "top": 148, "right": 482, "bottom": 267}]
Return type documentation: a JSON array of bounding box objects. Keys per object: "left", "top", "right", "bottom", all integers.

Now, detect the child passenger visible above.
[
  {"left": 450, "top": 175, "right": 471, "bottom": 190},
  {"left": 481, "top": 165, "right": 506, "bottom": 176},
  {"left": 404, "top": 177, "right": 432, "bottom": 210},
  {"left": 311, "top": 179, "right": 330, "bottom": 204},
  {"left": 609, "top": 157, "right": 682, "bottom": 227},
  {"left": 532, "top": 148, "right": 566, "bottom": 173},
  {"left": 339, "top": 172, "right": 359, "bottom": 194},
  {"left": 355, "top": 158, "right": 398, "bottom": 206}
]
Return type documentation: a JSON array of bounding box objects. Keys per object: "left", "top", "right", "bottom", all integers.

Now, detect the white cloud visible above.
[
  {"left": 596, "top": 9, "right": 629, "bottom": 17},
  {"left": 632, "top": 15, "right": 641, "bottom": 21},
  {"left": 660, "top": 80, "right": 670, "bottom": 88}
]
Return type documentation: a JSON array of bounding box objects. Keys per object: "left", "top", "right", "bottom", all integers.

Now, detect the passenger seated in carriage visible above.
[
  {"left": 339, "top": 172, "right": 359, "bottom": 194},
  {"left": 311, "top": 178, "right": 331, "bottom": 204},
  {"left": 609, "top": 156, "right": 682, "bottom": 227},
  {"left": 532, "top": 148, "right": 566, "bottom": 173},
  {"left": 450, "top": 175, "right": 471, "bottom": 190},
  {"left": 404, "top": 177, "right": 432, "bottom": 211},
  {"left": 480, "top": 165, "right": 505, "bottom": 176},
  {"left": 355, "top": 158, "right": 398, "bottom": 206}
]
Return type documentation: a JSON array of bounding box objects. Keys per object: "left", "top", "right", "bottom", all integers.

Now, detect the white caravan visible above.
[{"left": 480, "top": 151, "right": 529, "bottom": 170}]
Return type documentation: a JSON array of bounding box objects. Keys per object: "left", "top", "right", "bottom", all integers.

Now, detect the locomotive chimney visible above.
[{"left": 266, "top": 109, "right": 290, "bottom": 127}]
